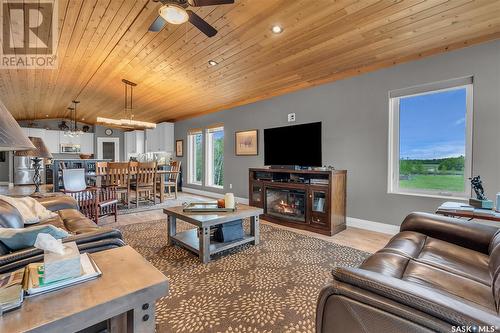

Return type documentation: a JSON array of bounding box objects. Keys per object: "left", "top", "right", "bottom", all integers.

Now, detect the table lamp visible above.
[
  {"left": 0, "top": 102, "right": 35, "bottom": 151},
  {"left": 15, "top": 137, "right": 53, "bottom": 193}
]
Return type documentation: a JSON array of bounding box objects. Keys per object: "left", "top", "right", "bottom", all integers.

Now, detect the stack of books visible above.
[{"left": 0, "top": 253, "right": 101, "bottom": 313}]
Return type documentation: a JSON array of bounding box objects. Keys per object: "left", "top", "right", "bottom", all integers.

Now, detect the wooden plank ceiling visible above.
[{"left": 1, "top": 0, "right": 500, "bottom": 125}]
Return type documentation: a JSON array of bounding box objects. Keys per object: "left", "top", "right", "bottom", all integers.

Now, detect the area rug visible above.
[{"left": 118, "top": 220, "right": 370, "bottom": 333}]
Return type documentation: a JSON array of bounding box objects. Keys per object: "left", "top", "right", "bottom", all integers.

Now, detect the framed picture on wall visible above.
[
  {"left": 235, "top": 129, "right": 258, "bottom": 156},
  {"left": 176, "top": 140, "right": 184, "bottom": 157}
]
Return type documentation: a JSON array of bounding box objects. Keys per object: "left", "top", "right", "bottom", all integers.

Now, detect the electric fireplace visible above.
[{"left": 265, "top": 188, "right": 306, "bottom": 223}]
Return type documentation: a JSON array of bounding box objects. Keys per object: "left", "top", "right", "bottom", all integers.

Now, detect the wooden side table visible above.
[
  {"left": 0, "top": 246, "right": 168, "bottom": 333},
  {"left": 436, "top": 207, "right": 500, "bottom": 222}
]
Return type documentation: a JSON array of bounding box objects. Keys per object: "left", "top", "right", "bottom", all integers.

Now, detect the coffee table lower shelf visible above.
[{"left": 171, "top": 229, "right": 256, "bottom": 256}]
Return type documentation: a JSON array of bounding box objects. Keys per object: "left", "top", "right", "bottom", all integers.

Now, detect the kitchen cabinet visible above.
[
  {"left": 146, "top": 122, "right": 174, "bottom": 153},
  {"left": 20, "top": 128, "right": 94, "bottom": 154},
  {"left": 124, "top": 130, "right": 145, "bottom": 159},
  {"left": 28, "top": 128, "right": 45, "bottom": 139},
  {"left": 80, "top": 133, "right": 94, "bottom": 154},
  {"left": 59, "top": 133, "right": 81, "bottom": 145},
  {"left": 45, "top": 130, "right": 60, "bottom": 153}
]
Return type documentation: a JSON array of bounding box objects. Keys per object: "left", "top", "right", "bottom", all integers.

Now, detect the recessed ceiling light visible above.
[
  {"left": 45, "top": 114, "right": 49, "bottom": 117},
  {"left": 81, "top": 118, "right": 85, "bottom": 121},
  {"left": 271, "top": 25, "right": 283, "bottom": 34},
  {"left": 208, "top": 60, "right": 218, "bottom": 66}
]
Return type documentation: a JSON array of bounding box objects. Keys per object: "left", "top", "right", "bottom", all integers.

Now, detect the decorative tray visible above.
[{"left": 183, "top": 202, "right": 237, "bottom": 213}]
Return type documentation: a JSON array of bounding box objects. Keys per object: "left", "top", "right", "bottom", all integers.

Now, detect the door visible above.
[
  {"left": 308, "top": 187, "right": 329, "bottom": 227},
  {"left": 97, "top": 137, "right": 120, "bottom": 161}
]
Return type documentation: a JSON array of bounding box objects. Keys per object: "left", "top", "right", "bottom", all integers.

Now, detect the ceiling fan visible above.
[{"left": 149, "top": 0, "right": 234, "bottom": 37}]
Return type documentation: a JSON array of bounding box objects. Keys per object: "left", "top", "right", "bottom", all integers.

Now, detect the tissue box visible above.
[{"left": 43, "top": 241, "right": 81, "bottom": 283}]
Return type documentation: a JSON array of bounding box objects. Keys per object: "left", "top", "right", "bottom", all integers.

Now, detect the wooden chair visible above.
[
  {"left": 131, "top": 162, "right": 156, "bottom": 208},
  {"left": 106, "top": 162, "right": 131, "bottom": 209},
  {"left": 128, "top": 161, "right": 138, "bottom": 175},
  {"left": 95, "top": 161, "right": 108, "bottom": 186},
  {"left": 160, "top": 161, "right": 181, "bottom": 199},
  {"left": 62, "top": 169, "right": 118, "bottom": 224}
]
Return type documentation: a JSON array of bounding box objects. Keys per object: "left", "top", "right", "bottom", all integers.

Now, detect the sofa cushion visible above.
[
  {"left": 36, "top": 215, "right": 67, "bottom": 231},
  {"left": 489, "top": 245, "right": 500, "bottom": 312},
  {"left": 0, "top": 195, "right": 58, "bottom": 225},
  {"left": 0, "top": 225, "right": 69, "bottom": 250},
  {"left": 0, "top": 199, "right": 23, "bottom": 229},
  {"left": 57, "top": 209, "right": 99, "bottom": 234},
  {"left": 36, "top": 195, "right": 79, "bottom": 212},
  {"left": 381, "top": 231, "right": 491, "bottom": 286},
  {"left": 359, "top": 250, "right": 496, "bottom": 312}
]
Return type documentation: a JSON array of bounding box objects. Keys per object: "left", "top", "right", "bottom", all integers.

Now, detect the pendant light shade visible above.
[{"left": 0, "top": 100, "right": 35, "bottom": 151}]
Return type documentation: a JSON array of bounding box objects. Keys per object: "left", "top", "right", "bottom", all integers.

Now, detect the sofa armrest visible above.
[
  {"left": 37, "top": 195, "right": 79, "bottom": 212},
  {"left": 333, "top": 267, "right": 500, "bottom": 327},
  {"left": 0, "top": 238, "right": 125, "bottom": 273},
  {"left": 400, "top": 212, "right": 499, "bottom": 254},
  {"left": 0, "top": 228, "right": 123, "bottom": 272}
]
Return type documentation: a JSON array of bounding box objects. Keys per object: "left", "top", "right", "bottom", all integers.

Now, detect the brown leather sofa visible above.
[
  {"left": 0, "top": 195, "right": 125, "bottom": 273},
  {"left": 316, "top": 212, "right": 500, "bottom": 332}
]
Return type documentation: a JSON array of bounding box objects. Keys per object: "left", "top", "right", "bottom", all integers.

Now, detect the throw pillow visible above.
[
  {"left": 0, "top": 225, "right": 69, "bottom": 251},
  {"left": 0, "top": 195, "right": 58, "bottom": 225}
]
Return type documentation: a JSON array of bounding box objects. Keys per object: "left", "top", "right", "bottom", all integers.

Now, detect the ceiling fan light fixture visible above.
[
  {"left": 159, "top": 4, "right": 189, "bottom": 25},
  {"left": 271, "top": 25, "right": 283, "bottom": 34}
]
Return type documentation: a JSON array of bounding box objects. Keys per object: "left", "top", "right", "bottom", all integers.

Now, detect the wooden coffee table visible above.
[{"left": 163, "top": 204, "right": 264, "bottom": 263}]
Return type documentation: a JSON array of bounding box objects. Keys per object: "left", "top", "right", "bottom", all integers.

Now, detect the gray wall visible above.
[
  {"left": 94, "top": 126, "right": 125, "bottom": 161},
  {"left": 0, "top": 152, "right": 12, "bottom": 183},
  {"left": 174, "top": 40, "right": 500, "bottom": 226}
]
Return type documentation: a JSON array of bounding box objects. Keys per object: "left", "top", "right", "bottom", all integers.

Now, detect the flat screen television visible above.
[{"left": 264, "top": 122, "right": 322, "bottom": 167}]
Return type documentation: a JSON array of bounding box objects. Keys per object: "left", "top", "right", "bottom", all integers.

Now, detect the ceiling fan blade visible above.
[
  {"left": 187, "top": 10, "right": 217, "bottom": 37},
  {"left": 188, "top": 0, "right": 234, "bottom": 6},
  {"left": 149, "top": 15, "right": 167, "bottom": 32}
]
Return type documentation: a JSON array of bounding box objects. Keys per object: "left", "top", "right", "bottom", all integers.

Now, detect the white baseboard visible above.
[
  {"left": 182, "top": 187, "right": 249, "bottom": 205},
  {"left": 0, "top": 182, "right": 13, "bottom": 187},
  {"left": 183, "top": 187, "right": 398, "bottom": 234},
  {"left": 347, "top": 217, "right": 399, "bottom": 235}
]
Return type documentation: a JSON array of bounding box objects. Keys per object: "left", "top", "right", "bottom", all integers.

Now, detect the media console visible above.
[{"left": 248, "top": 168, "right": 347, "bottom": 236}]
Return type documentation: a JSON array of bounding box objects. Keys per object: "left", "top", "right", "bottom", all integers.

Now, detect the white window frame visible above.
[
  {"left": 205, "top": 126, "right": 224, "bottom": 189},
  {"left": 388, "top": 77, "right": 473, "bottom": 199},
  {"left": 187, "top": 132, "right": 202, "bottom": 185}
]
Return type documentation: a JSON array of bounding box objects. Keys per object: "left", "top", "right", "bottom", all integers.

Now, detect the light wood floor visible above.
[{"left": 1, "top": 185, "right": 392, "bottom": 253}]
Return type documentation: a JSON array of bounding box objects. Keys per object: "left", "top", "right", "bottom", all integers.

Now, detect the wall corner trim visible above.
[{"left": 183, "top": 187, "right": 399, "bottom": 234}]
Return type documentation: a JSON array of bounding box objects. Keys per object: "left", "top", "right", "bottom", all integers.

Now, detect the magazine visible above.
[{"left": 0, "top": 268, "right": 25, "bottom": 312}]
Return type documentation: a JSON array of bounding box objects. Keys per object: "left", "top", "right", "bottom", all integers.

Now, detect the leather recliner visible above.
[
  {"left": 316, "top": 212, "right": 500, "bottom": 332},
  {"left": 0, "top": 195, "right": 125, "bottom": 273}
]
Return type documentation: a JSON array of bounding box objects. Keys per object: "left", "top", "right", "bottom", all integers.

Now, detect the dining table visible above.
[{"left": 93, "top": 164, "right": 180, "bottom": 204}]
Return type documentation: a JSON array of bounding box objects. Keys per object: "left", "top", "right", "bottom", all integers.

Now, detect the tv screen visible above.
[{"left": 264, "top": 122, "right": 322, "bottom": 167}]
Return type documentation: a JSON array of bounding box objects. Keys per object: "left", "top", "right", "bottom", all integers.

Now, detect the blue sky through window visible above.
[{"left": 399, "top": 88, "right": 466, "bottom": 160}]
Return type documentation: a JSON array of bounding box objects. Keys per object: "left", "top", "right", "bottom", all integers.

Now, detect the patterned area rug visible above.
[{"left": 118, "top": 220, "right": 370, "bottom": 333}]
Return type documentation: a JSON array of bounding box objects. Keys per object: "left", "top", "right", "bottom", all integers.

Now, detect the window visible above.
[
  {"left": 187, "top": 129, "right": 203, "bottom": 185},
  {"left": 388, "top": 77, "right": 473, "bottom": 198},
  {"left": 205, "top": 126, "right": 224, "bottom": 188}
]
